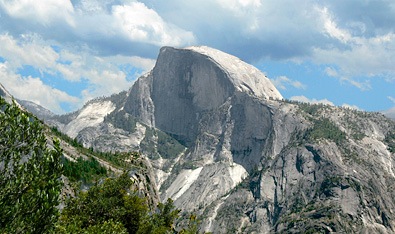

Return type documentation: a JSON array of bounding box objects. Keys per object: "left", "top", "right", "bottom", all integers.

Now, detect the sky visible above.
[{"left": 0, "top": 0, "right": 394, "bottom": 115}]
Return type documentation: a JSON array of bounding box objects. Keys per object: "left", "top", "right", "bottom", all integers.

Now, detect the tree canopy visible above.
[
  {"left": 55, "top": 173, "right": 183, "bottom": 233},
  {"left": 0, "top": 97, "right": 200, "bottom": 233},
  {"left": 0, "top": 97, "right": 63, "bottom": 233}
]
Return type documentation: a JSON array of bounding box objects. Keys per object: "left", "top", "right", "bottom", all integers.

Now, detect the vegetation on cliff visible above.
[{"left": 0, "top": 97, "right": 199, "bottom": 233}]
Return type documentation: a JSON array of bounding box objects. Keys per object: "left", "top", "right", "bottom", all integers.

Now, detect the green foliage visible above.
[
  {"left": 94, "top": 151, "right": 137, "bottom": 169},
  {"left": 0, "top": 98, "right": 63, "bottom": 233},
  {"left": 304, "top": 118, "right": 346, "bottom": 144},
  {"left": 56, "top": 173, "right": 148, "bottom": 233},
  {"left": 56, "top": 173, "right": 194, "bottom": 233},
  {"left": 298, "top": 102, "right": 325, "bottom": 116},
  {"left": 179, "top": 215, "right": 200, "bottom": 234},
  {"left": 50, "top": 126, "right": 82, "bottom": 148},
  {"left": 139, "top": 198, "right": 180, "bottom": 234},
  {"left": 0, "top": 97, "right": 200, "bottom": 233},
  {"left": 63, "top": 156, "right": 107, "bottom": 183}
]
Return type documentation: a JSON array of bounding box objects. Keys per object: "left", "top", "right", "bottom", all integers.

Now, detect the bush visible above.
[
  {"left": 56, "top": 173, "right": 185, "bottom": 233},
  {"left": 304, "top": 118, "right": 346, "bottom": 144},
  {"left": 63, "top": 156, "right": 107, "bottom": 183}
]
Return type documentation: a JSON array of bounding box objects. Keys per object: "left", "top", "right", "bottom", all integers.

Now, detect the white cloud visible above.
[
  {"left": 0, "top": 34, "right": 59, "bottom": 71},
  {"left": 325, "top": 67, "right": 338, "bottom": 77},
  {"left": 290, "top": 96, "right": 361, "bottom": 110},
  {"left": 75, "top": 0, "right": 110, "bottom": 14},
  {"left": 0, "top": 62, "right": 80, "bottom": 113},
  {"left": 341, "top": 103, "right": 360, "bottom": 110},
  {"left": 271, "top": 76, "right": 306, "bottom": 90},
  {"left": 344, "top": 78, "right": 371, "bottom": 91},
  {"left": 388, "top": 96, "right": 395, "bottom": 104},
  {"left": 318, "top": 6, "right": 351, "bottom": 43},
  {"left": 0, "top": 33, "right": 155, "bottom": 113},
  {"left": 102, "top": 55, "right": 155, "bottom": 73},
  {"left": 312, "top": 6, "right": 395, "bottom": 84},
  {"left": 0, "top": 0, "right": 195, "bottom": 56},
  {"left": 217, "top": 0, "right": 261, "bottom": 13},
  {"left": 0, "top": 0, "right": 74, "bottom": 26},
  {"left": 112, "top": 2, "right": 195, "bottom": 47},
  {"left": 324, "top": 66, "right": 372, "bottom": 91},
  {"left": 290, "top": 95, "right": 334, "bottom": 106}
]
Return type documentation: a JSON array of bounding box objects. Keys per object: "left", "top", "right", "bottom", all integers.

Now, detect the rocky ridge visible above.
[
  {"left": 14, "top": 46, "right": 395, "bottom": 233},
  {"left": 0, "top": 87, "right": 160, "bottom": 209}
]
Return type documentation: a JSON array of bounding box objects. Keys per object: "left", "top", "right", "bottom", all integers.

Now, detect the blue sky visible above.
[{"left": 0, "top": 0, "right": 394, "bottom": 114}]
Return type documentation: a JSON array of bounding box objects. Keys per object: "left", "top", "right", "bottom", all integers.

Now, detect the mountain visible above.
[
  {"left": 16, "top": 99, "right": 55, "bottom": 120},
  {"left": 14, "top": 46, "right": 395, "bottom": 233}
]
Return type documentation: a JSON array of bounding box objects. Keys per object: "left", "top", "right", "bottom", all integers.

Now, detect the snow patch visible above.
[
  {"left": 165, "top": 167, "right": 203, "bottom": 201},
  {"left": 64, "top": 101, "right": 115, "bottom": 138},
  {"left": 186, "top": 46, "right": 283, "bottom": 100}
]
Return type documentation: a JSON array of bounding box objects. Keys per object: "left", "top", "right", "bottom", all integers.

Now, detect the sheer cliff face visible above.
[
  {"left": 17, "top": 46, "right": 395, "bottom": 233},
  {"left": 124, "top": 46, "right": 281, "bottom": 147}
]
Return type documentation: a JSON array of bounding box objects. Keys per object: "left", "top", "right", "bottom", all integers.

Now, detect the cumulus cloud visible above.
[
  {"left": 0, "top": 34, "right": 59, "bottom": 72},
  {"left": 271, "top": 76, "right": 306, "bottom": 90},
  {"left": 0, "top": 62, "right": 79, "bottom": 113},
  {"left": 311, "top": 5, "right": 395, "bottom": 87},
  {"left": 290, "top": 95, "right": 362, "bottom": 110},
  {"left": 0, "top": 0, "right": 195, "bottom": 58},
  {"left": 0, "top": 33, "right": 155, "bottom": 113},
  {"left": 143, "top": 0, "right": 395, "bottom": 90},
  {"left": 112, "top": 2, "right": 195, "bottom": 47},
  {"left": 341, "top": 103, "right": 360, "bottom": 110},
  {"left": 290, "top": 95, "right": 335, "bottom": 106},
  {"left": 216, "top": 0, "right": 262, "bottom": 15},
  {"left": 0, "top": 0, "right": 74, "bottom": 26},
  {"left": 319, "top": 7, "right": 352, "bottom": 43}
]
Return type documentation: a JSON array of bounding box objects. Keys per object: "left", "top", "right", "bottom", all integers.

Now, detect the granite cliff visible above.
[{"left": 16, "top": 46, "right": 395, "bottom": 233}]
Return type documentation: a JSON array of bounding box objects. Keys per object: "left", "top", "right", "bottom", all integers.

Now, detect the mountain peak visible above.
[
  {"left": 185, "top": 46, "right": 282, "bottom": 100},
  {"left": 125, "top": 46, "right": 283, "bottom": 146}
]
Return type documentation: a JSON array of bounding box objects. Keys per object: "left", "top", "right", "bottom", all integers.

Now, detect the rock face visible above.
[
  {"left": 0, "top": 83, "right": 13, "bottom": 103},
  {"left": 14, "top": 46, "right": 395, "bottom": 233},
  {"left": 125, "top": 46, "right": 281, "bottom": 146},
  {"left": 16, "top": 99, "right": 55, "bottom": 121}
]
